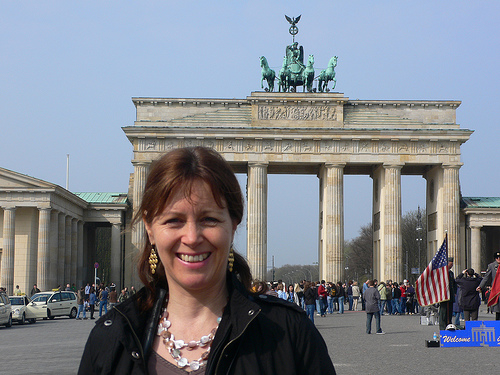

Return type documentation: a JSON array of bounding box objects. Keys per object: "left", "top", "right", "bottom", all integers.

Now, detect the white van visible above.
[{"left": 30, "top": 291, "right": 78, "bottom": 319}]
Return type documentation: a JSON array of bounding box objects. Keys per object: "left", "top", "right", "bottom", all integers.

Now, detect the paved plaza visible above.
[{"left": 0, "top": 306, "right": 498, "bottom": 374}]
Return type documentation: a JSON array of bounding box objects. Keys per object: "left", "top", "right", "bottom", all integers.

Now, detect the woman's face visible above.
[{"left": 145, "top": 180, "right": 237, "bottom": 294}]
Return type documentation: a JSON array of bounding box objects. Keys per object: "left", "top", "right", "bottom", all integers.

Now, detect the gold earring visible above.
[
  {"left": 228, "top": 247, "right": 235, "bottom": 272},
  {"left": 149, "top": 244, "right": 158, "bottom": 274}
]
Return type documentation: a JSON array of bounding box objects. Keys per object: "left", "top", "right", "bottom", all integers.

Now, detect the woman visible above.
[
  {"left": 78, "top": 147, "right": 335, "bottom": 374},
  {"left": 286, "top": 284, "right": 299, "bottom": 306},
  {"left": 277, "top": 283, "right": 287, "bottom": 300},
  {"left": 456, "top": 268, "right": 482, "bottom": 321}
]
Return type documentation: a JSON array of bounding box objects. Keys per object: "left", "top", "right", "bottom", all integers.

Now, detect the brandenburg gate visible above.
[{"left": 123, "top": 91, "right": 472, "bottom": 283}]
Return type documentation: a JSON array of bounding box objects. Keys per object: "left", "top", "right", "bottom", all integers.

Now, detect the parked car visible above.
[
  {"left": 0, "top": 291, "right": 13, "bottom": 328},
  {"left": 30, "top": 291, "right": 78, "bottom": 319},
  {"left": 9, "top": 295, "right": 47, "bottom": 324}
]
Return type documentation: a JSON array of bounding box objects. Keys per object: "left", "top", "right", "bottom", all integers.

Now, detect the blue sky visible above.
[{"left": 1, "top": 1, "right": 499, "bottom": 267}]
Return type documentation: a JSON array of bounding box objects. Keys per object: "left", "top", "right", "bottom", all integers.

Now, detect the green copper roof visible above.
[
  {"left": 462, "top": 197, "right": 500, "bottom": 209},
  {"left": 74, "top": 192, "right": 129, "bottom": 205}
]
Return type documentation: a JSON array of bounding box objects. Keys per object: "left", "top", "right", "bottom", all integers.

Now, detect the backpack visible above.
[{"left": 330, "top": 287, "right": 336, "bottom": 297}]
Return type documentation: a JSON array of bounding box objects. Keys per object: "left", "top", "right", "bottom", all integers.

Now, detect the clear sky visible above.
[{"left": 1, "top": 1, "right": 499, "bottom": 267}]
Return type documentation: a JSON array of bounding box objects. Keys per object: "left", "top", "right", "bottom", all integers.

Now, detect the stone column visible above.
[
  {"left": 1, "top": 207, "right": 16, "bottom": 295},
  {"left": 247, "top": 162, "right": 268, "bottom": 280},
  {"left": 71, "top": 219, "right": 78, "bottom": 285},
  {"left": 470, "top": 226, "right": 482, "bottom": 273},
  {"left": 76, "top": 221, "right": 84, "bottom": 288},
  {"left": 57, "top": 213, "right": 66, "bottom": 287},
  {"left": 37, "top": 207, "right": 51, "bottom": 291},
  {"left": 110, "top": 222, "right": 122, "bottom": 289},
  {"left": 320, "top": 163, "right": 345, "bottom": 282},
  {"left": 442, "top": 164, "right": 462, "bottom": 268},
  {"left": 49, "top": 210, "right": 59, "bottom": 289},
  {"left": 132, "top": 162, "right": 148, "bottom": 250},
  {"left": 64, "top": 215, "right": 72, "bottom": 285},
  {"left": 383, "top": 163, "right": 403, "bottom": 282}
]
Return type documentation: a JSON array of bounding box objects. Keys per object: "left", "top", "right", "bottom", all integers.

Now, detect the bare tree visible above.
[
  {"left": 266, "top": 264, "right": 319, "bottom": 283},
  {"left": 343, "top": 208, "right": 427, "bottom": 285},
  {"left": 344, "top": 223, "right": 373, "bottom": 284}
]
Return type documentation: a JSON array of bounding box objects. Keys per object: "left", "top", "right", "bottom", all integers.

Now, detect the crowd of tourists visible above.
[
  {"left": 256, "top": 278, "right": 421, "bottom": 322},
  {"left": 73, "top": 282, "right": 137, "bottom": 320}
]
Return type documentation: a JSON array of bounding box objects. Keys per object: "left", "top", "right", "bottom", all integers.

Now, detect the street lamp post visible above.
[
  {"left": 304, "top": 268, "right": 312, "bottom": 281},
  {"left": 294, "top": 269, "right": 307, "bottom": 281},
  {"left": 416, "top": 206, "right": 423, "bottom": 275}
]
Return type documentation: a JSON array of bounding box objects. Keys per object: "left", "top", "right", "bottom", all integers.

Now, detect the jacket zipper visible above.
[{"left": 213, "top": 308, "right": 261, "bottom": 374}]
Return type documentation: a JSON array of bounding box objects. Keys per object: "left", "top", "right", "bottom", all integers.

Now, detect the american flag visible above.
[{"left": 416, "top": 235, "right": 450, "bottom": 307}]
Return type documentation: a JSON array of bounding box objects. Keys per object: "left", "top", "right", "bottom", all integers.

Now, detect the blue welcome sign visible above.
[{"left": 440, "top": 321, "right": 500, "bottom": 347}]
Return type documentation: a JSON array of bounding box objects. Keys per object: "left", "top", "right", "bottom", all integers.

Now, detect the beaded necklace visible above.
[{"left": 156, "top": 306, "right": 222, "bottom": 371}]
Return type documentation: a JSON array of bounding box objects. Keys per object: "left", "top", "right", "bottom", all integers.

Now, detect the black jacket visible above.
[
  {"left": 78, "top": 275, "right": 336, "bottom": 375},
  {"left": 456, "top": 273, "right": 482, "bottom": 311}
]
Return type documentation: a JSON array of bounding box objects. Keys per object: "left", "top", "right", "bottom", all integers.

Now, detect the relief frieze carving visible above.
[
  {"left": 417, "top": 142, "right": 427, "bottom": 153},
  {"left": 439, "top": 143, "right": 449, "bottom": 153},
  {"left": 380, "top": 142, "right": 390, "bottom": 153},
  {"left": 282, "top": 141, "right": 293, "bottom": 152},
  {"left": 204, "top": 140, "right": 215, "bottom": 149},
  {"left": 258, "top": 105, "right": 337, "bottom": 121},
  {"left": 359, "top": 142, "right": 369, "bottom": 152},
  {"left": 145, "top": 140, "right": 156, "bottom": 150},
  {"left": 301, "top": 141, "right": 312, "bottom": 152},
  {"left": 263, "top": 141, "right": 274, "bottom": 152}
]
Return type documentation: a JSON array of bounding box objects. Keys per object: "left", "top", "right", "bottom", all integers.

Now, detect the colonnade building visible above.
[{"left": 1, "top": 92, "right": 500, "bottom": 294}]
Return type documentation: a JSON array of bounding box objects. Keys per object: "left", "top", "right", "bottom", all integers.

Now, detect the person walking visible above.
[
  {"left": 76, "top": 286, "right": 87, "bottom": 320},
  {"left": 363, "top": 279, "right": 385, "bottom": 334},
  {"left": 98, "top": 287, "right": 108, "bottom": 317}
]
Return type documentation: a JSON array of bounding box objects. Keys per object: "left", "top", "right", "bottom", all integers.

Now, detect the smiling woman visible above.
[{"left": 78, "top": 147, "right": 335, "bottom": 375}]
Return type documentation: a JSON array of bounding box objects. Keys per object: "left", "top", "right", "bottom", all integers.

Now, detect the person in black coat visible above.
[
  {"left": 455, "top": 268, "right": 482, "bottom": 321},
  {"left": 478, "top": 251, "right": 500, "bottom": 320},
  {"left": 78, "top": 147, "right": 335, "bottom": 374}
]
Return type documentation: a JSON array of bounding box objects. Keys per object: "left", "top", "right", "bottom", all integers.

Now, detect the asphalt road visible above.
[{"left": 0, "top": 306, "right": 498, "bottom": 374}]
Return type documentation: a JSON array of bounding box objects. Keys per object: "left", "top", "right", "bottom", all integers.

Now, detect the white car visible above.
[
  {"left": 0, "top": 292, "right": 13, "bottom": 328},
  {"left": 9, "top": 295, "right": 47, "bottom": 324},
  {"left": 30, "top": 291, "right": 78, "bottom": 319}
]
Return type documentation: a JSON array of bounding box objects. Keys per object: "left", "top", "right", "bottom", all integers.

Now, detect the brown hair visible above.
[{"left": 132, "top": 147, "right": 253, "bottom": 310}]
